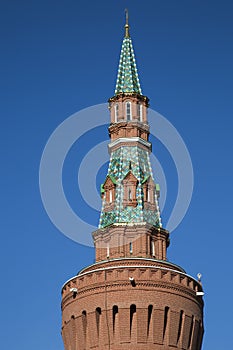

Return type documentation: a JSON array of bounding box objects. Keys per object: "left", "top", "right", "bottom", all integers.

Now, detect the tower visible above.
[{"left": 61, "top": 14, "right": 204, "bottom": 350}]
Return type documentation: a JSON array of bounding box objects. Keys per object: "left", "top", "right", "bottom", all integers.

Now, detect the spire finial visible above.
[{"left": 125, "top": 8, "right": 130, "bottom": 37}]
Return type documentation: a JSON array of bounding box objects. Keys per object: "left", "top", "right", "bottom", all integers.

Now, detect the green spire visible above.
[{"left": 115, "top": 11, "right": 142, "bottom": 95}]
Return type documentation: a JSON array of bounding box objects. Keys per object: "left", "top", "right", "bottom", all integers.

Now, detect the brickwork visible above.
[
  {"left": 108, "top": 121, "right": 149, "bottom": 142},
  {"left": 61, "top": 258, "right": 204, "bottom": 350},
  {"left": 108, "top": 93, "right": 149, "bottom": 126},
  {"left": 93, "top": 224, "right": 169, "bottom": 262}
]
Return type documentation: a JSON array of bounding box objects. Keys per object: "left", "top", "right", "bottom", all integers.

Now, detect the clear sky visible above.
[{"left": 1, "top": 0, "right": 233, "bottom": 349}]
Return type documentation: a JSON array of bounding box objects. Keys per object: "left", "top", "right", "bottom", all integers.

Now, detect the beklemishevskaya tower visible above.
[{"left": 61, "top": 14, "right": 204, "bottom": 350}]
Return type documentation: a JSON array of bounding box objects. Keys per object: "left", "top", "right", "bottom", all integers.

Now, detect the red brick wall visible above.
[
  {"left": 61, "top": 259, "right": 204, "bottom": 350},
  {"left": 93, "top": 224, "right": 169, "bottom": 262}
]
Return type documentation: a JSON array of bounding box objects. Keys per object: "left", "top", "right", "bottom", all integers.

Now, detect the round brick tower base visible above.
[{"left": 61, "top": 258, "right": 204, "bottom": 350}]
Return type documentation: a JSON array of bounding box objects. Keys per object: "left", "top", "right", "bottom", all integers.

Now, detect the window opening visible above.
[
  {"left": 147, "top": 305, "right": 153, "bottom": 336},
  {"left": 126, "top": 102, "right": 131, "bottom": 121},
  {"left": 163, "top": 307, "right": 169, "bottom": 340},
  {"left": 130, "top": 304, "right": 136, "bottom": 336},
  {"left": 151, "top": 239, "right": 155, "bottom": 257},
  {"left": 128, "top": 188, "right": 132, "bottom": 201},
  {"left": 82, "top": 311, "right": 87, "bottom": 339},
  {"left": 129, "top": 242, "right": 133, "bottom": 254},
  {"left": 147, "top": 187, "right": 150, "bottom": 202},
  {"left": 112, "top": 305, "right": 118, "bottom": 334},
  {"left": 109, "top": 189, "right": 113, "bottom": 203},
  {"left": 115, "top": 104, "right": 119, "bottom": 122},
  {"left": 137, "top": 103, "right": 143, "bottom": 121},
  {"left": 96, "top": 308, "right": 101, "bottom": 337}
]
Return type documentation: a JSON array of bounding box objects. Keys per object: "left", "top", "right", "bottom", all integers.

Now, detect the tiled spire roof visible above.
[
  {"left": 99, "top": 146, "right": 162, "bottom": 229},
  {"left": 114, "top": 14, "right": 142, "bottom": 95}
]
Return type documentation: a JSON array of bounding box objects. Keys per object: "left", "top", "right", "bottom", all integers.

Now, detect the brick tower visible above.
[{"left": 61, "top": 13, "right": 204, "bottom": 350}]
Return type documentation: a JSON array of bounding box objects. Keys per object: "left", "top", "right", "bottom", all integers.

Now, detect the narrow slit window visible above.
[
  {"left": 130, "top": 304, "right": 136, "bottom": 336},
  {"left": 147, "top": 305, "right": 153, "bottom": 337},
  {"left": 109, "top": 189, "right": 113, "bottom": 203},
  {"left": 112, "top": 305, "right": 118, "bottom": 334},
  {"left": 129, "top": 242, "right": 133, "bottom": 254},
  {"left": 82, "top": 310, "right": 87, "bottom": 339},
  {"left": 128, "top": 188, "right": 132, "bottom": 201},
  {"left": 96, "top": 308, "right": 101, "bottom": 337},
  {"left": 163, "top": 307, "right": 169, "bottom": 340}
]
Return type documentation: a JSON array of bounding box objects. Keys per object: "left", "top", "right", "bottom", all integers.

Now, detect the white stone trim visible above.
[{"left": 108, "top": 137, "right": 151, "bottom": 151}]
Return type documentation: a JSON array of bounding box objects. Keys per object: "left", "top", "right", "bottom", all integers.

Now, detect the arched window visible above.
[
  {"left": 114, "top": 104, "right": 119, "bottom": 122},
  {"left": 137, "top": 103, "right": 143, "bottom": 122},
  {"left": 126, "top": 102, "right": 131, "bottom": 121},
  {"left": 130, "top": 304, "right": 136, "bottom": 336},
  {"left": 96, "top": 307, "right": 101, "bottom": 337},
  {"left": 112, "top": 305, "right": 118, "bottom": 334},
  {"left": 82, "top": 310, "right": 87, "bottom": 339}
]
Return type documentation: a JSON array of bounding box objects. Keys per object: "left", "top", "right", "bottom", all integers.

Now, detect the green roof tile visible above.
[{"left": 115, "top": 34, "right": 142, "bottom": 95}]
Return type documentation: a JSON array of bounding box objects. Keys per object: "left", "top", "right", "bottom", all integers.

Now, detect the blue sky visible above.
[{"left": 1, "top": 0, "right": 233, "bottom": 349}]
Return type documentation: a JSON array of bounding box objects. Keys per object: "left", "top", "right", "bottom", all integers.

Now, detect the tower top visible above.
[
  {"left": 114, "top": 11, "right": 142, "bottom": 95},
  {"left": 124, "top": 8, "right": 130, "bottom": 38}
]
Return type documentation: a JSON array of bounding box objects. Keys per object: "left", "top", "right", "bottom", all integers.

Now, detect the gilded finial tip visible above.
[{"left": 124, "top": 8, "right": 130, "bottom": 37}]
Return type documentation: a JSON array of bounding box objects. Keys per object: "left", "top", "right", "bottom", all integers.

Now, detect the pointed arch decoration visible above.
[{"left": 122, "top": 171, "right": 138, "bottom": 207}]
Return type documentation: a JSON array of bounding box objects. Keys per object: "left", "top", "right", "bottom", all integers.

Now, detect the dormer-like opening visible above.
[
  {"left": 103, "top": 175, "right": 116, "bottom": 211},
  {"left": 122, "top": 171, "right": 138, "bottom": 207},
  {"left": 142, "top": 176, "right": 156, "bottom": 210}
]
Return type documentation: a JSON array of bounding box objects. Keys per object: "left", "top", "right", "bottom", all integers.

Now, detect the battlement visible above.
[{"left": 61, "top": 260, "right": 203, "bottom": 350}]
